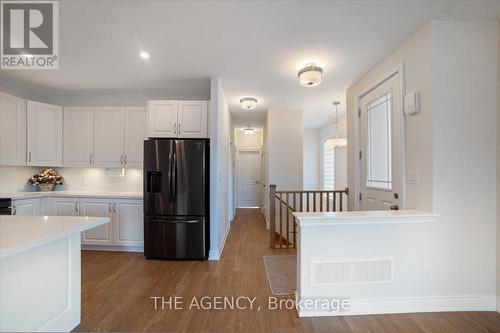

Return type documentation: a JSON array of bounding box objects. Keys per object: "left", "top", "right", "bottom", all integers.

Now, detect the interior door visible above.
[
  {"left": 94, "top": 107, "right": 125, "bottom": 167},
  {"left": 359, "top": 73, "right": 402, "bottom": 210},
  {"left": 124, "top": 107, "right": 147, "bottom": 167},
  {"left": 237, "top": 150, "right": 261, "bottom": 208}
]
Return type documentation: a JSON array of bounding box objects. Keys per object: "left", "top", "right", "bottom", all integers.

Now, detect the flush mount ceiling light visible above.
[
  {"left": 240, "top": 97, "right": 258, "bottom": 110},
  {"left": 243, "top": 126, "right": 255, "bottom": 135},
  {"left": 140, "top": 51, "right": 150, "bottom": 59},
  {"left": 298, "top": 63, "right": 323, "bottom": 87},
  {"left": 326, "top": 101, "right": 348, "bottom": 147}
]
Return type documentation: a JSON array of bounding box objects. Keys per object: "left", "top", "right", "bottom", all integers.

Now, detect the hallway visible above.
[{"left": 76, "top": 209, "right": 500, "bottom": 332}]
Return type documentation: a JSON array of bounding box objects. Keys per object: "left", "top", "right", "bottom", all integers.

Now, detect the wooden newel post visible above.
[{"left": 269, "top": 184, "right": 277, "bottom": 249}]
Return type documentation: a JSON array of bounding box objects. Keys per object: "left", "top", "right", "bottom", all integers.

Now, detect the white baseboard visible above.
[
  {"left": 208, "top": 222, "right": 231, "bottom": 261},
  {"left": 82, "top": 245, "right": 144, "bottom": 253},
  {"left": 296, "top": 293, "right": 497, "bottom": 317}
]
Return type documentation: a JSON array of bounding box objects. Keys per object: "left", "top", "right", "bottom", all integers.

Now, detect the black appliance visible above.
[
  {"left": 143, "top": 139, "right": 209, "bottom": 260},
  {"left": 0, "top": 198, "right": 12, "bottom": 215}
]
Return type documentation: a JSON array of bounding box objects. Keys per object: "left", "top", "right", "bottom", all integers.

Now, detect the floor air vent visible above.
[{"left": 310, "top": 258, "right": 393, "bottom": 285}]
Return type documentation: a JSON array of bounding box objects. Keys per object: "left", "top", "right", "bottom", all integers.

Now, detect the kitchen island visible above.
[{"left": 0, "top": 215, "right": 109, "bottom": 332}]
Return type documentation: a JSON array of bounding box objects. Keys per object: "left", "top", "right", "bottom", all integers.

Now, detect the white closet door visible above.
[
  {"left": 63, "top": 107, "right": 94, "bottom": 167},
  {"left": 124, "top": 107, "right": 147, "bottom": 167},
  {"left": 0, "top": 93, "right": 26, "bottom": 166},
  {"left": 94, "top": 107, "right": 125, "bottom": 167},
  {"left": 27, "top": 101, "right": 63, "bottom": 167}
]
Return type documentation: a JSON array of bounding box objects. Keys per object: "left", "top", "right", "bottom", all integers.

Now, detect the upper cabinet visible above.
[
  {"left": 124, "top": 107, "right": 147, "bottom": 167},
  {"left": 27, "top": 101, "right": 63, "bottom": 167},
  {"left": 178, "top": 101, "right": 208, "bottom": 138},
  {"left": 0, "top": 93, "right": 26, "bottom": 166},
  {"left": 147, "top": 100, "right": 208, "bottom": 138},
  {"left": 63, "top": 107, "right": 94, "bottom": 167},
  {"left": 94, "top": 107, "right": 125, "bottom": 168},
  {"left": 147, "top": 100, "right": 178, "bottom": 137}
]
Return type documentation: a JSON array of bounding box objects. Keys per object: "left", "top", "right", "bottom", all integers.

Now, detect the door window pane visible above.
[{"left": 366, "top": 92, "right": 392, "bottom": 189}]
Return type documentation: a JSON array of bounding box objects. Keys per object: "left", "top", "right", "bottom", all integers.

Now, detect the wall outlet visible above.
[
  {"left": 423, "top": 265, "right": 432, "bottom": 279},
  {"left": 408, "top": 171, "right": 420, "bottom": 184}
]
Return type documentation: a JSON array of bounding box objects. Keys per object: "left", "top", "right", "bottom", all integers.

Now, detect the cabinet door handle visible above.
[
  {"left": 75, "top": 202, "right": 79, "bottom": 214},
  {"left": 120, "top": 154, "right": 124, "bottom": 165},
  {"left": 124, "top": 154, "right": 127, "bottom": 165},
  {"left": 28, "top": 152, "right": 31, "bottom": 163},
  {"left": 108, "top": 202, "right": 112, "bottom": 215},
  {"left": 174, "top": 122, "right": 177, "bottom": 134},
  {"left": 178, "top": 123, "right": 181, "bottom": 134},
  {"left": 10, "top": 205, "right": 16, "bottom": 215},
  {"left": 89, "top": 154, "right": 93, "bottom": 165},
  {"left": 113, "top": 202, "right": 117, "bottom": 213}
]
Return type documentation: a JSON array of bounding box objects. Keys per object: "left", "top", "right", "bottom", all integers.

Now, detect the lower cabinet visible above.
[
  {"left": 12, "top": 198, "right": 41, "bottom": 215},
  {"left": 46, "top": 196, "right": 143, "bottom": 250}
]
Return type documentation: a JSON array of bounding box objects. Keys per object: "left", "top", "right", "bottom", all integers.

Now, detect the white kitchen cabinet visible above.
[
  {"left": 147, "top": 100, "right": 178, "bottom": 138},
  {"left": 124, "top": 107, "right": 147, "bottom": 167},
  {"left": 0, "top": 93, "right": 26, "bottom": 166},
  {"left": 12, "top": 198, "right": 41, "bottom": 216},
  {"left": 113, "top": 199, "right": 143, "bottom": 247},
  {"left": 80, "top": 198, "right": 114, "bottom": 246},
  {"left": 63, "top": 107, "right": 94, "bottom": 167},
  {"left": 47, "top": 197, "right": 80, "bottom": 216},
  {"left": 27, "top": 101, "right": 63, "bottom": 167},
  {"left": 94, "top": 107, "right": 125, "bottom": 168},
  {"left": 178, "top": 101, "right": 208, "bottom": 138}
]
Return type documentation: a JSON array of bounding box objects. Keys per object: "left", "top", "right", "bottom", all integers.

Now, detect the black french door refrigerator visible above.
[{"left": 143, "top": 139, "right": 209, "bottom": 260}]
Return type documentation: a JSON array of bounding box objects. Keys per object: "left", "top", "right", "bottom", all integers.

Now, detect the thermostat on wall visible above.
[{"left": 404, "top": 91, "right": 420, "bottom": 115}]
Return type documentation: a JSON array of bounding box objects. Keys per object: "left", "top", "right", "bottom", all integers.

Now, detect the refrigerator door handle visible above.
[
  {"left": 151, "top": 219, "right": 200, "bottom": 224},
  {"left": 172, "top": 142, "right": 177, "bottom": 203},
  {"left": 168, "top": 140, "right": 173, "bottom": 203}
]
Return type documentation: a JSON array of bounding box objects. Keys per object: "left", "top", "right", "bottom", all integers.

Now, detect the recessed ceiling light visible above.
[
  {"left": 240, "top": 97, "right": 258, "bottom": 110},
  {"left": 243, "top": 126, "right": 255, "bottom": 135},
  {"left": 140, "top": 51, "right": 150, "bottom": 59},
  {"left": 298, "top": 63, "right": 323, "bottom": 87}
]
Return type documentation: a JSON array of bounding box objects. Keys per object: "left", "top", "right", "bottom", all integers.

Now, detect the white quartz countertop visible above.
[
  {"left": 0, "top": 215, "right": 110, "bottom": 258},
  {"left": 0, "top": 191, "right": 143, "bottom": 200},
  {"left": 293, "top": 210, "right": 437, "bottom": 226}
]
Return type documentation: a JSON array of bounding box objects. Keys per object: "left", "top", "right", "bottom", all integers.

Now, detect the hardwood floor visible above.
[{"left": 76, "top": 208, "right": 500, "bottom": 332}]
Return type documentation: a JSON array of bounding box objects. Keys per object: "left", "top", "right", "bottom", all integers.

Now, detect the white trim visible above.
[
  {"left": 296, "top": 294, "right": 497, "bottom": 317},
  {"left": 354, "top": 62, "right": 406, "bottom": 211},
  {"left": 208, "top": 222, "right": 230, "bottom": 260},
  {"left": 82, "top": 245, "right": 144, "bottom": 253}
]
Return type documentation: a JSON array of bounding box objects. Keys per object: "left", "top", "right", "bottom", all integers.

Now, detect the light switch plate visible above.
[{"left": 408, "top": 171, "right": 420, "bottom": 184}]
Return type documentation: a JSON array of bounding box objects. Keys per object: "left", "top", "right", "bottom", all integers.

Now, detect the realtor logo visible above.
[{"left": 1, "top": 0, "right": 59, "bottom": 69}]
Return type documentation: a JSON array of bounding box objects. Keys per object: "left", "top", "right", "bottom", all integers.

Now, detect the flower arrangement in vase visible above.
[{"left": 28, "top": 169, "right": 64, "bottom": 192}]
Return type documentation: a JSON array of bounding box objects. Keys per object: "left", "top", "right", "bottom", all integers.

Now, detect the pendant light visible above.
[{"left": 326, "top": 101, "right": 347, "bottom": 147}]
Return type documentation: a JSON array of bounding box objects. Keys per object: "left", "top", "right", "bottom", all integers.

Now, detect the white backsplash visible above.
[{"left": 0, "top": 166, "right": 143, "bottom": 193}]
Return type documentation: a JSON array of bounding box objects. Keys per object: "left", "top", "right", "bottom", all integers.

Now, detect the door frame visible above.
[
  {"left": 354, "top": 63, "right": 407, "bottom": 211},
  {"left": 235, "top": 148, "right": 262, "bottom": 208}
]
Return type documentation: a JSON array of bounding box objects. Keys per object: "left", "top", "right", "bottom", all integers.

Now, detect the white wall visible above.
[
  {"left": 0, "top": 166, "right": 142, "bottom": 193},
  {"left": 208, "top": 77, "right": 232, "bottom": 260},
  {"left": 267, "top": 109, "right": 303, "bottom": 191},
  {"left": 431, "top": 20, "right": 497, "bottom": 302},
  {"left": 303, "top": 129, "right": 320, "bottom": 190},
  {"left": 345, "top": 21, "right": 498, "bottom": 311},
  {"left": 347, "top": 23, "right": 433, "bottom": 212},
  {"left": 497, "top": 21, "right": 500, "bottom": 309},
  {"left": 319, "top": 116, "right": 348, "bottom": 190},
  {"left": 235, "top": 129, "right": 263, "bottom": 150}
]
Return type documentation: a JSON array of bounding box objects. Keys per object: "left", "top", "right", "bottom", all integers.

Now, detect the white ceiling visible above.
[{"left": 1, "top": 1, "right": 499, "bottom": 128}]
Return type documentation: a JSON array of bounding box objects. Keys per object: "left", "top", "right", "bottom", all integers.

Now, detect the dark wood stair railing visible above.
[{"left": 269, "top": 184, "right": 349, "bottom": 249}]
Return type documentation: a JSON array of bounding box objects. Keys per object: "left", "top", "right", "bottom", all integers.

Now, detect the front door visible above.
[
  {"left": 237, "top": 150, "right": 261, "bottom": 208},
  {"left": 359, "top": 73, "right": 402, "bottom": 210}
]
